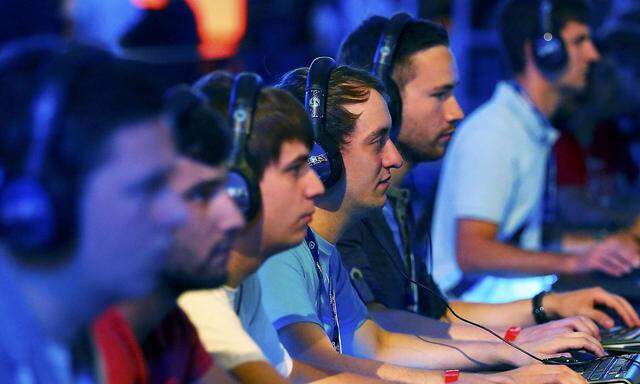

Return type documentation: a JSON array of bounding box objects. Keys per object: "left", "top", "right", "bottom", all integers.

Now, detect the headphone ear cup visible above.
[
  {"left": 308, "top": 142, "right": 333, "bottom": 184},
  {"left": 305, "top": 57, "right": 343, "bottom": 189},
  {"left": 0, "top": 177, "right": 56, "bottom": 250},
  {"left": 225, "top": 168, "right": 261, "bottom": 222},
  {"left": 533, "top": 35, "right": 568, "bottom": 81},
  {"left": 225, "top": 72, "right": 263, "bottom": 221},
  {"left": 312, "top": 137, "right": 344, "bottom": 189}
]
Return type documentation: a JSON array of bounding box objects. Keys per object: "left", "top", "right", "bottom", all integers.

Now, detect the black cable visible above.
[
  {"left": 382, "top": 248, "right": 546, "bottom": 363},
  {"left": 381, "top": 186, "right": 640, "bottom": 372},
  {"left": 414, "top": 277, "right": 546, "bottom": 363},
  {"left": 391, "top": 254, "right": 640, "bottom": 369},
  {"left": 426, "top": 229, "right": 433, "bottom": 278}
]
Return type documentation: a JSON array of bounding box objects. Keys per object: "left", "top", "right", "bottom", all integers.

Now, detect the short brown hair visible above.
[
  {"left": 194, "top": 71, "right": 314, "bottom": 178},
  {"left": 337, "top": 16, "right": 449, "bottom": 92},
  {"left": 276, "top": 65, "right": 386, "bottom": 148}
]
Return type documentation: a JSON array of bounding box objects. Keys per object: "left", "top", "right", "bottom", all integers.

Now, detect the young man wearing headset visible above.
[
  {"left": 430, "top": 0, "right": 640, "bottom": 304},
  {"left": 334, "top": 14, "right": 640, "bottom": 340},
  {"left": 0, "top": 46, "right": 186, "bottom": 382}
]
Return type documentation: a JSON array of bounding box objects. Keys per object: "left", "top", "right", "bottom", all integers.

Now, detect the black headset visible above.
[
  {"left": 371, "top": 12, "right": 412, "bottom": 141},
  {"left": 0, "top": 80, "right": 62, "bottom": 251},
  {"left": 532, "top": 0, "right": 568, "bottom": 81},
  {"left": 225, "top": 72, "right": 263, "bottom": 221},
  {"left": 0, "top": 47, "right": 108, "bottom": 253},
  {"left": 305, "top": 56, "right": 343, "bottom": 189}
]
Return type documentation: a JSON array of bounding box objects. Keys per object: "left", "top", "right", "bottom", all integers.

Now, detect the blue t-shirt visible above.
[{"left": 258, "top": 229, "right": 369, "bottom": 355}]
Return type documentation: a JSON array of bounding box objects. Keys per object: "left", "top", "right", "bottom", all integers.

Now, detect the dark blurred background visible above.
[{"left": 3, "top": 0, "right": 640, "bottom": 233}]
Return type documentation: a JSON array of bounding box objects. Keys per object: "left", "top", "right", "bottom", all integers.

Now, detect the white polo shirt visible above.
[{"left": 431, "top": 81, "right": 559, "bottom": 303}]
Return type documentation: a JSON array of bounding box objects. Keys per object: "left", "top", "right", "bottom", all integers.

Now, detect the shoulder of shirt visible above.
[
  {"left": 240, "top": 274, "right": 261, "bottom": 295},
  {"left": 455, "top": 99, "right": 528, "bottom": 149},
  {"left": 259, "top": 242, "right": 312, "bottom": 282},
  {"left": 265, "top": 241, "right": 310, "bottom": 265},
  {"left": 461, "top": 103, "right": 520, "bottom": 133},
  {"left": 182, "top": 287, "right": 229, "bottom": 299}
]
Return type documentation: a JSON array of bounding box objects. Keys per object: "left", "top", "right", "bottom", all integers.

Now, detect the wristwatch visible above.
[{"left": 532, "top": 291, "right": 550, "bottom": 324}]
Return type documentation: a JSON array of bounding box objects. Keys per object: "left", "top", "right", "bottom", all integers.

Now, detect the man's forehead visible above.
[
  {"left": 111, "top": 118, "right": 169, "bottom": 155},
  {"left": 275, "top": 140, "right": 310, "bottom": 166},
  {"left": 106, "top": 119, "right": 175, "bottom": 172},
  {"left": 175, "top": 156, "right": 225, "bottom": 181},
  {"left": 346, "top": 90, "right": 391, "bottom": 137},
  {"left": 561, "top": 20, "right": 591, "bottom": 38}
]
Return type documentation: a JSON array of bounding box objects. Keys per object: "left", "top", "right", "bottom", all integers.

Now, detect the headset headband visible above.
[
  {"left": 540, "top": 0, "right": 553, "bottom": 39},
  {"left": 228, "top": 72, "right": 262, "bottom": 167},
  {"left": 372, "top": 13, "right": 412, "bottom": 80},
  {"left": 304, "top": 57, "right": 344, "bottom": 188},
  {"left": 372, "top": 13, "right": 412, "bottom": 141},
  {"left": 224, "top": 72, "right": 263, "bottom": 221},
  {"left": 305, "top": 57, "right": 336, "bottom": 139}
]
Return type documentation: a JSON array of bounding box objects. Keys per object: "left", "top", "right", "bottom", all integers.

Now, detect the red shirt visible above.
[
  {"left": 93, "top": 307, "right": 212, "bottom": 384},
  {"left": 554, "top": 130, "right": 588, "bottom": 187}
]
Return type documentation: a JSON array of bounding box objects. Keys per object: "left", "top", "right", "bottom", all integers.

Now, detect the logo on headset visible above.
[
  {"left": 380, "top": 45, "right": 391, "bottom": 61},
  {"left": 309, "top": 91, "right": 323, "bottom": 118},
  {"left": 233, "top": 109, "right": 248, "bottom": 123},
  {"left": 308, "top": 154, "right": 328, "bottom": 166}
]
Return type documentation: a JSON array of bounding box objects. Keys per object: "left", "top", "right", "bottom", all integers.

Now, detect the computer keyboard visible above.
[
  {"left": 570, "top": 354, "right": 640, "bottom": 383},
  {"left": 602, "top": 327, "right": 640, "bottom": 341}
]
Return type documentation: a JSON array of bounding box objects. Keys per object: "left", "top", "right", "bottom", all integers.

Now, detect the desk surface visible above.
[{"left": 553, "top": 270, "right": 640, "bottom": 304}]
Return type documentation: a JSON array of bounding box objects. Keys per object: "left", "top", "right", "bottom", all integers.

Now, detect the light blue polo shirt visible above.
[
  {"left": 431, "top": 81, "right": 558, "bottom": 303},
  {"left": 257, "top": 229, "right": 369, "bottom": 355},
  {"left": 0, "top": 252, "right": 75, "bottom": 384}
]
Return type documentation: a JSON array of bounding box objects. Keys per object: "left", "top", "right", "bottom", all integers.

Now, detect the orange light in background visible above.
[
  {"left": 130, "top": 0, "right": 170, "bottom": 10},
  {"left": 185, "top": 0, "right": 247, "bottom": 60}
]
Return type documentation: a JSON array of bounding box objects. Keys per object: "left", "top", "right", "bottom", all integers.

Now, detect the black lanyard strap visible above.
[{"left": 305, "top": 227, "right": 342, "bottom": 354}]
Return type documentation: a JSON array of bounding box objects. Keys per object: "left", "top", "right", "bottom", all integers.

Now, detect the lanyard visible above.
[
  {"left": 387, "top": 192, "right": 419, "bottom": 313},
  {"left": 235, "top": 285, "right": 244, "bottom": 314},
  {"left": 304, "top": 227, "right": 342, "bottom": 354}
]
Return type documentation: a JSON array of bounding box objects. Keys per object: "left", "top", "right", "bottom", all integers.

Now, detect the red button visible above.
[
  {"left": 504, "top": 326, "right": 522, "bottom": 342},
  {"left": 444, "top": 369, "right": 459, "bottom": 383}
]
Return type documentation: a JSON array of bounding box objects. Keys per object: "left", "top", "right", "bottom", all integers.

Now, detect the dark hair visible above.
[
  {"left": 276, "top": 65, "right": 386, "bottom": 148},
  {"left": 164, "top": 85, "right": 230, "bottom": 167},
  {"left": 0, "top": 45, "right": 166, "bottom": 257},
  {"left": 194, "top": 71, "right": 314, "bottom": 178},
  {"left": 337, "top": 16, "right": 449, "bottom": 91},
  {"left": 498, "top": 0, "right": 592, "bottom": 75}
]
